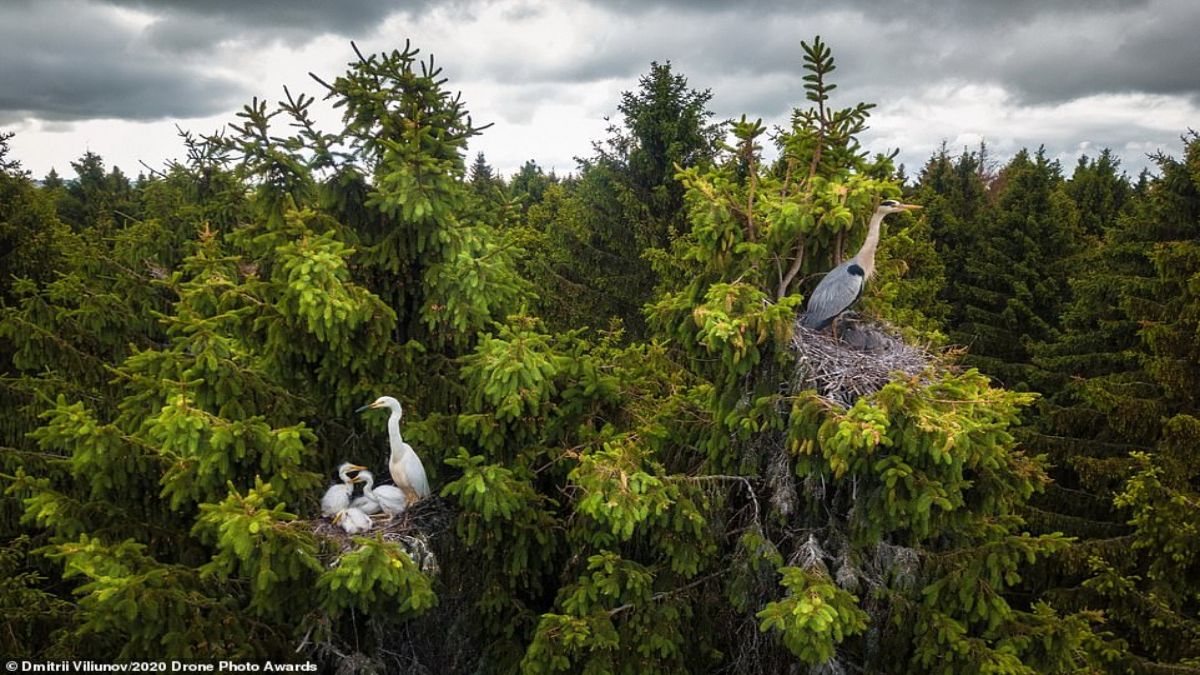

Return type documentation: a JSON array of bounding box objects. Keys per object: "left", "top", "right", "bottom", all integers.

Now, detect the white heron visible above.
[
  {"left": 320, "top": 462, "right": 366, "bottom": 517},
  {"left": 333, "top": 506, "right": 373, "bottom": 534},
  {"left": 356, "top": 396, "right": 431, "bottom": 504},
  {"left": 353, "top": 469, "right": 408, "bottom": 520},
  {"left": 800, "top": 199, "right": 923, "bottom": 333}
]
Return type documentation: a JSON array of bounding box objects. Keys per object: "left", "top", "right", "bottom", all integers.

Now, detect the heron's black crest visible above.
[
  {"left": 881, "top": 199, "right": 898, "bottom": 207},
  {"left": 847, "top": 263, "right": 865, "bottom": 277}
]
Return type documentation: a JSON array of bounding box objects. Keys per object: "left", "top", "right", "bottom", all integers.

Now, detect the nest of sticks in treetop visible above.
[
  {"left": 791, "top": 313, "right": 935, "bottom": 408},
  {"left": 307, "top": 496, "right": 456, "bottom": 571}
]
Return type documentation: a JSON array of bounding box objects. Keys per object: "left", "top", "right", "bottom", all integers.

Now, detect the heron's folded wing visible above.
[{"left": 802, "top": 266, "right": 864, "bottom": 328}]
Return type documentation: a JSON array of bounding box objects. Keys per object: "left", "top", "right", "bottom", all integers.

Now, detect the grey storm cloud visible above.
[
  {"left": 0, "top": 0, "right": 248, "bottom": 122},
  {"left": 980, "top": 1, "right": 1200, "bottom": 103},
  {"left": 2, "top": 0, "right": 1197, "bottom": 153},
  {"left": 536, "top": 0, "right": 1200, "bottom": 105},
  {"left": 0, "top": 0, "right": 431, "bottom": 123},
  {"left": 392, "top": 0, "right": 1200, "bottom": 150},
  {"left": 103, "top": 0, "right": 403, "bottom": 34},
  {"left": 111, "top": 0, "right": 424, "bottom": 54}
]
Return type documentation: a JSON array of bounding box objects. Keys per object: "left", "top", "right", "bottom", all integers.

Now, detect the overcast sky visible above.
[{"left": 3, "top": 0, "right": 1198, "bottom": 181}]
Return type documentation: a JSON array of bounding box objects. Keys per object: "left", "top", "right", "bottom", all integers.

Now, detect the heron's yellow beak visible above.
[
  {"left": 901, "top": 203, "right": 923, "bottom": 210},
  {"left": 348, "top": 464, "right": 368, "bottom": 472}
]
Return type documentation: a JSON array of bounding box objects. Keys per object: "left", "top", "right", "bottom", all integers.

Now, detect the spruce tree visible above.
[
  {"left": 0, "top": 36, "right": 1153, "bottom": 675},
  {"left": 933, "top": 148, "right": 1082, "bottom": 390},
  {"left": 639, "top": 38, "right": 1099, "bottom": 674},
  {"left": 525, "top": 61, "right": 720, "bottom": 337},
  {"left": 52, "top": 151, "right": 140, "bottom": 232},
  {"left": 972, "top": 134, "right": 1200, "bottom": 675},
  {"left": 1028, "top": 151, "right": 1142, "bottom": 499},
  {"left": 468, "top": 151, "right": 507, "bottom": 209},
  {"left": 0, "top": 132, "right": 81, "bottom": 658},
  {"left": 1070, "top": 132, "right": 1200, "bottom": 667},
  {"left": 509, "top": 159, "right": 558, "bottom": 213},
  {"left": 0, "top": 43, "right": 516, "bottom": 667},
  {"left": 1066, "top": 149, "right": 1130, "bottom": 238}
]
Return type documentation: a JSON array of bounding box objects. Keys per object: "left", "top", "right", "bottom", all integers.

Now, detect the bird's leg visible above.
[{"left": 831, "top": 316, "right": 841, "bottom": 341}]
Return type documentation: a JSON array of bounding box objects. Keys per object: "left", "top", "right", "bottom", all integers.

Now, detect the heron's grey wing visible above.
[{"left": 801, "top": 264, "right": 864, "bottom": 329}]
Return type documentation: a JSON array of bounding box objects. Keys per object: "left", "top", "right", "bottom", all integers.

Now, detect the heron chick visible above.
[
  {"left": 800, "top": 199, "right": 922, "bottom": 333},
  {"left": 350, "top": 491, "right": 382, "bottom": 515},
  {"left": 355, "top": 469, "right": 409, "bottom": 520},
  {"left": 320, "top": 462, "right": 366, "bottom": 517},
  {"left": 333, "top": 506, "right": 373, "bottom": 534}
]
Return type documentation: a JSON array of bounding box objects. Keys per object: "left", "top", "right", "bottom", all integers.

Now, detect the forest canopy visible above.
[{"left": 1, "top": 38, "right": 1198, "bottom": 674}]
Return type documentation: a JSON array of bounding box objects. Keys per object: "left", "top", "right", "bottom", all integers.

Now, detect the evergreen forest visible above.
[{"left": 1, "top": 38, "right": 1198, "bottom": 674}]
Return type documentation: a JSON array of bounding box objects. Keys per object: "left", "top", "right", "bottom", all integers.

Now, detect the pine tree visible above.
[
  {"left": 0, "top": 36, "right": 1159, "bottom": 674},
  {"left": 933, "top": 148, "right": 1082, "bottom": 390},
  {"left": 0, "top": 132, "right": 82, "bottom": 658},
  {"left": 639, "top": 38, "right": 1100, "bottom": 673},
  {"left": 0, "top": 130, "right": 22, "bottom": 174},
  {"left": 1, "top": 148, "right": 245, "bottom": 657},
  {"left": 41, "top": 168, "right": 63, "bottom": 190},
  {"left": 469, "top": 151, "right": 502, "bottom": 193},
  {"left": 0, "top": 43, "right": 517, "bottom": 666},
  {"left": 52, "top": 151, "right": 140, "bottom": 232},
  {"left": 0, "top": 136, "right": 69, "bottom": 301},
  {"left": 509, "top": 159, "right": 558, "bottom": 213},
  {"left": 1084, "top": 132, "right": 1200, "bottom": 667},
  {"left": 1029, "top": 151, "right": 1142, "bottom": 491},
  {"left": 914, "top": 144, "right": 992, "bottom": 294},
  {"left": 606, "top": 61, "right": 721, "bottom": 251},
  {"left": 525, "top": 61, "right": 721, "bottom": 337},
  {"left": 1002, "top": 136, "right": 1200, "bottom": 674},
  {"left": 6, "top": 205, "right": 417, "bottom": 659},
  {"left": 297, "top": 42, "right": 529, "bottom": 408},
  {"left": 1066, "top": 149, "right": 1130, "bottom": 238}
]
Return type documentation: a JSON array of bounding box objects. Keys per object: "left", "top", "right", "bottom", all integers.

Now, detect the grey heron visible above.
[
  {"left": 356, "top": 396, "right": 431, "bottom": 504},
  {"left": 320, "top": 462, "right": 366, "bottom": 517},
  {"left": 799, "top": 199, "right": 922, "bottom": 332},
  {"left": 354, "top": 469, "right": 408, "bottom": 520}
]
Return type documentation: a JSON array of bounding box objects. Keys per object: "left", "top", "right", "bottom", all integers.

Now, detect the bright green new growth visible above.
[{"left": 4, "top": 35, "right": 1177, "bottom": 673}]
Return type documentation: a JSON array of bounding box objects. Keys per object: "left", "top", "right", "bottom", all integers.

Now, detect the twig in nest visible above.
[
  {"left": 304, "top": 496, "right": 456, "bottom": 565},
  {"left": 792, "top": 315, "right": 935, "bottom": 407}
]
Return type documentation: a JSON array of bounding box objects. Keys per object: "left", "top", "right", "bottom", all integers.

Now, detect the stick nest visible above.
[
  {"left": 791, "top": 313, "right": 935, "bottom": 407},
  {"left": 305, "top": 496, "right": 457, "bottom": 574}
]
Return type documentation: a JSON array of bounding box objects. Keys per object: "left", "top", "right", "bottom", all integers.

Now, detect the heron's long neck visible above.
[
  {"left": 387, "top": 409, "right": 407, "bottom": 458},
  {"left": 361, "top": 473, "right": 375, "bottom": 498},
  {"left": 853, "top": 210, "right": 886, "bottom": 278}
]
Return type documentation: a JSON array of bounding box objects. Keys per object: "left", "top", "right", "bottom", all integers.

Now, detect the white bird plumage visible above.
[
  {"left": 356, "top": 469, "right": 408, "bottom": 519},
  {"left": 320, "top": 462, "right": 366, "bottom": 517},
  {"left": 333, "top": 506, "right": 373, "bottom": 534},
  {"left": 356, "top": 395, "right": 431, "bottom": 505},
  {"left": 350, "top": 493, "right": 382, "bottom": 515}
]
